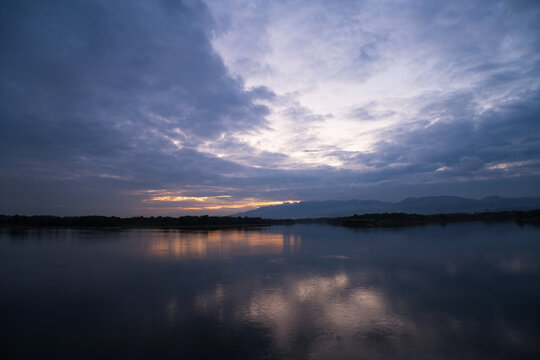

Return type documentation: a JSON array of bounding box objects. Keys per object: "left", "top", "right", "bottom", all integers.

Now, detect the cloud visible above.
[
  {"left": 0, "top": 0, "right": 269, "bottom": 156},
  {"left": 1, "top": 0, "right": 539, "bottom": 215},
  {"left": 0, "top": 0, "right": 273, "bottom": 214},
  {"left": 207, "top": 0, "right": 540, "bottom": 162}
]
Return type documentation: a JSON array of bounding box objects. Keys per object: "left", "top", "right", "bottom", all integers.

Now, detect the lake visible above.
[{"left": 1, "top": 222, "right": 539, "bottom": 359}]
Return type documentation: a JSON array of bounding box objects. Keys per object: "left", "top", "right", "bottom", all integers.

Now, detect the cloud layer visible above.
[{"left": 1, "top": 0, "right": 539, "bottom": 215}]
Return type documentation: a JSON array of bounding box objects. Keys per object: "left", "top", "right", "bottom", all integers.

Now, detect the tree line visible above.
[
  {"left": 0, "top": 215, "right": 271, "bottom": 228},
  {"left": 1, "top": 209, "right": 538, "bottom": 229},
  {"left": 329, "top": 209, "right": 540, "bottom": 228}
]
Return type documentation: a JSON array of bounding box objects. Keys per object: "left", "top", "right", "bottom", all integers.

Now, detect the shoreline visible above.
[{"left": 1, "top": 210, "right": 539, "bottom": 230}]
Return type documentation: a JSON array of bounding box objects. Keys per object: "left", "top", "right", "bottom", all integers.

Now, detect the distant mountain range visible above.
[{"left": 234, "top": 196, "right": 540, "bottom": 219}]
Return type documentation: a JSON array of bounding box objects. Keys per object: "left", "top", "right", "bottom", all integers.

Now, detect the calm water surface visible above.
[{"left": 1, "top": 222, "right": 539, "bottom": 359}]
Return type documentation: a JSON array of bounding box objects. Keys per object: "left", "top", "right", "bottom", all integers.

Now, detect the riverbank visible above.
[
  {"left": 1, "top": 210, "right": 539, "bottom": 230},
  {"left": 0, "top": 215, "right": 271, "bottom": 230},
  {"left": 328, "top": 209, "right": 540, "bottom": 228}
]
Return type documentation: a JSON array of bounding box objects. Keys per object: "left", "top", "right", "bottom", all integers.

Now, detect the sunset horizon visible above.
[{"left": 2, "top": 0, "right": 539, "bottom": 216}]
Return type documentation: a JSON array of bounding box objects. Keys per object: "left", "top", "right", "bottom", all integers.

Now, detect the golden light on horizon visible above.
[
  {"left": 142, "top": 191, "right": 301, "bottom": 212},
  {"left": 181, "top": 200, "right": 301, "bottom": 211},
  {"left": 150, "top": 196, "right": 209, "bottom": 202}
]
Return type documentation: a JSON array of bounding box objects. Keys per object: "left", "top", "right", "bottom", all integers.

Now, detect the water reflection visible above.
[
  {"left": 193, "top": 272, "right": 406, "bottom": 358},
  {"left": 246, "top": 274, "right": 399, "bottom": 351},
  {"left": 1, "top": 223, "right": 539, "bottom": 359},
  {"left": 148, "top": 229, "right": 301, "bottom": 260}
]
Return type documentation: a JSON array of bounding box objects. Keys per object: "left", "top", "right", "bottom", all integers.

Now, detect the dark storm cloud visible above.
[
  {"left": 0, "top": 0, "right": 268, "bottom": 155},
  {"left": 0, "top": 0, "right": 272, "bottom": 214}
]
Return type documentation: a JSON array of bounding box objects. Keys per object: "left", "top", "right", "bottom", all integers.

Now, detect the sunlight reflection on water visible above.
[{"left": 147, "top": 229, "right": 301, "bottom": 260}]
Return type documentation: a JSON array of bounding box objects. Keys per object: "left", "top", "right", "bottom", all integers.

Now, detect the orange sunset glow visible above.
[
  {"left": 148, "top": 229, "right": 302, "bottom": 260},
  {"left": 142, "top": 192, "right": 301, "bottom": 212}
]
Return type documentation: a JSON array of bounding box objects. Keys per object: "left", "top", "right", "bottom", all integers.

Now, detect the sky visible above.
[{"left": 1, "top": 0, "right": 539, "bottom": 216}]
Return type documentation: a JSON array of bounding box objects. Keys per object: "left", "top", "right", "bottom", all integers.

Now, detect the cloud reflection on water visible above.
[
  {"left": 177, "top": 223, "right": 540, "bottom": 359},
  {"left": 1, "top": 223, "right": 539, "bottom": 359},
  {"left": 193, "top": 271, "right": 409, "bottom": 358}
]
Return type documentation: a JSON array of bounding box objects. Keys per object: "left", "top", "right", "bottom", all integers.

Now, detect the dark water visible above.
[{"left": 1, "top": 222, "right": 539, "bottom": 359}]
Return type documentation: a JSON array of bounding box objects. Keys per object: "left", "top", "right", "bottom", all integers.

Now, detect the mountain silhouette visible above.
[{"left": 234, "top": 196, "right": 540, "bottom": 219}]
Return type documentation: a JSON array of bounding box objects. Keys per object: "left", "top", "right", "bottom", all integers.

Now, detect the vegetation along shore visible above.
[{"left": 1, "top": 209, "right": 539, "bottom": 230}]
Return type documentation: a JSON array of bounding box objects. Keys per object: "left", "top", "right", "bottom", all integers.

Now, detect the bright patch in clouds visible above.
[
  {"left": 144, "top": 194, "right": 300, "bottom": 212},
  {"left": 150, "top": 196, "right": 210, "bottom": 202},
  {"left": 205, "top": 0, "right": 540, "bottom": 170}
]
